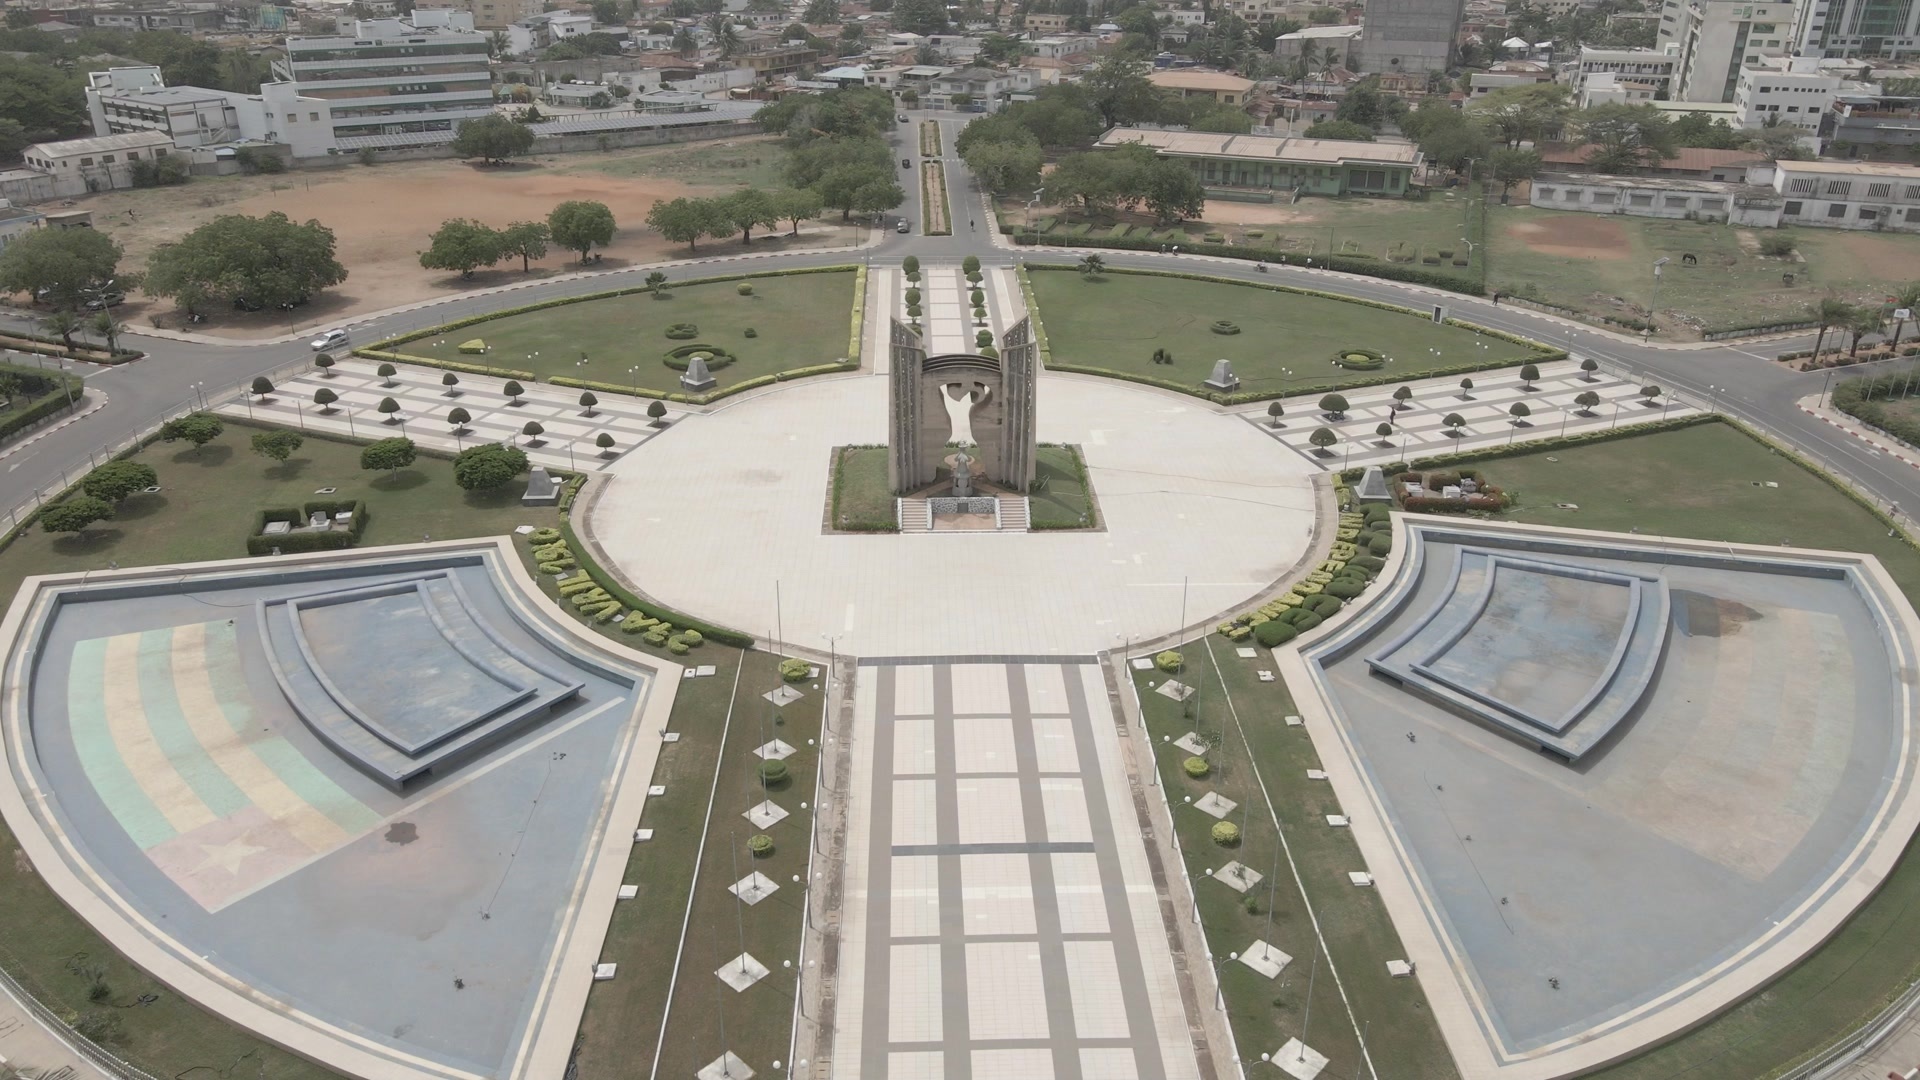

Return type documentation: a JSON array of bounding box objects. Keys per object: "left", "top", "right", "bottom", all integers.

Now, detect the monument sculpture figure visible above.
[{"left": 888, "top": 317, "right": 1038, "bottom": 494}]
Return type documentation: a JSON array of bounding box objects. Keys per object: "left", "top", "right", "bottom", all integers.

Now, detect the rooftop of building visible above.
[
  {"left": 1275, "top": 23, "right": 1363, "bottom": 39},
  {"left": 94, "top": 83, "right": 234, "bottom": 104},
  {"left": 1538, "top": 170, "right": 1771, "bottom": 194},
  {"left": 1537, "top": 142, "right": 1767, "bottom": 172},
  {"left": 1147, "top": 68, "right": 1257, "bottom": 92},
  {"left": 23, "top": 130, "right": 176, "bottom": 157},
  {"left": 1097, "top": 126, "right": 1422, "bottom": 165},
  {"left": 1772, "top": 158, "right": 1920, "bottom": 178}
]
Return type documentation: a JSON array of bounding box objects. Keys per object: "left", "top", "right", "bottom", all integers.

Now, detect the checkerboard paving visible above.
[{"left": 833, "top": 662, "right": 1200, "bottom": 1080}]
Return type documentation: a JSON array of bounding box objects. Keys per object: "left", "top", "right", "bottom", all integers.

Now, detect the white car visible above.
[{"left": 310, "top": 328, "right": 349, "bottom": 351}]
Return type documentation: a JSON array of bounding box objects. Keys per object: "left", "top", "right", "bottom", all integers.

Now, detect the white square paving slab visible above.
[
  {"left": 1052, "top": 852, "right": 1110, "bottom": 935},
  {"left": 1236, "top": 646, "right": 1259, "bottom": 658},
  {"left": 1213, "top": 861, "right": 1263, "bottom": 893},
  {"left": 1080, "top": 1048, "right": 1138, "bottom": 1080},
  {"left": 891, "top": 855, "right": 941, "bottom": 937},
  {"left": 762, "top": 685, "right": 803, "bottom": 707},
  {"left": 1030, "top": 715, "right": 1078, "bottom": 772},
  {"left": 893, "top": 718, "right": 937, "bottom": 776},
  {"left": 953, "top": 716, "right": 1017, "bottom": 773},
  {"left": 697, "top": 1053, "right": 752, "bottom": 1080},
  {"left": 972, "top": 1048, "right": 1054, "bottom": 1080},
  {"left": 729, "top": 871, "right": 778, "bottom": 904},
  {"left": 753, "top": 739, "right": 796, "bottom": 761},
  {"left": 967, "top": 941, "right": 1049, "bottom": 1040},
  {"left": 1274, "top": 1039, "right": 1328, "bottom": 1080},
  {"left": 961, "top": 853, "right": 1036, "bottom": 936},
  {"left": 716, "top": 952, "right": 769, "bottom": 992},
  {"left": 1173, "top": 731, "right": 1209, "bottom": 756},
  {"left": 1195, "top": 791, "right": 1238, "bottom": 819},
  {"left": 1155, "top": 679, "right": 1197, "bottom": 702},
  {"left": 957, "top": 777, "right": 1028, "bottom": 845},
  {"left": 893, "top": 777, "right": 939, "bottom": 846},
  {"left": 889, "top": 1051, "right": 944, "bottom": 1080},
  {"left": 889, "top": 942, "right": 943, "bottom": 1042},
  {"left": 1039, "top": 777, "right": 1092, "bottom": 844},
  {"left": 1240, "top": 939, "right": 1292, "bottom": 979},
  {"left": 1064, "top": 939, "right": 1129, "bottom": 1038},
  {"left": 744, "top": 800, "right": 788, "bottom": 829}
]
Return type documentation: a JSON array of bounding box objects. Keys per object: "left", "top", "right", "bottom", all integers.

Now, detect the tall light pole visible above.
[{"left": 1645, "top": 257, "right": 1670, "bottom": 343}]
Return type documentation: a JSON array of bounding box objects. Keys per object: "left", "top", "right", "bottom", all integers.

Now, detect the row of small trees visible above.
[
  {"left": 420, "top": 200, "right": 618, "bottom": 278},
  {"left": 645, "top": 189, "right": 824, "bottom": 253}
]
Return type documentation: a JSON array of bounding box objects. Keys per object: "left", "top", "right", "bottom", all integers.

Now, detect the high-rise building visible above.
[
  {"left": 1791, "top": 0, "right": 1920, "bottom": 58},
  {"left": 1656, "top": 0, "right": 1795, "bottom": 102},
  {"left": 1354, "top": 0, "right": 1464, "bottom": 75},
  {"left": 274, "top": 9, "right": 493, "bottom": 149}
]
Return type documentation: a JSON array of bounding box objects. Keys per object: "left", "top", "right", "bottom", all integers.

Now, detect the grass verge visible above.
[
  {"left": 1130, "top": 648, "right": 1458, "bottom": 1080},
  {"left": 921, "top": 161, "right": 951, "bottom": 237},
  {"left": 1025, "top": 267, "right": 1540, "bottom": 399},
  {"left": 829, "top": 445, "right": 895, "bottom": 532},
  {"left": 1030, "top": 444, "right": 1096, "bottom": 529}
]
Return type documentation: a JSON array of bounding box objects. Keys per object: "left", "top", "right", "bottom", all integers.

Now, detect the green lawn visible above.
[
  {"left": 1440, "top": 420, "right": 1920, "bottom": 1079},
  {"left": 831, "top": 446, "right": 894, "bottom": 531},
  {"left": 562, "top": 136, "right": 792, "bottom": 190},
  {"left": 1027, "top": 269, "right": 1540, "bottom": 397},
  {"left": 1133, "top": 650, "right": 1458, "bottom": 1080},
  {"left": 1030, "top": 444, "right": 1095, "bottom": 529},
  {"left": 0, "top": 421, "right": 552, "bottom": 605},
  {"left": 401, "top": 270, "right": 858, "bottom": 393}
]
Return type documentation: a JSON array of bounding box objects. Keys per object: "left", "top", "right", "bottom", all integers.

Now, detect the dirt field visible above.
[
  {"left": 50, "top": 139, "right": 855, "bottom": 339},
  {"left": 1505, "top": 216, "right": 1632, "bottom": 261}
]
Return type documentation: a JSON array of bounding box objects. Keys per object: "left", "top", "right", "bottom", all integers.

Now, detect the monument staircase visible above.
[
  {"left": 996, "top": 495, "right": 1030, "bottom": 531},
  {"left": 897, "top": 499, "right": 932, "bottom": 532}
]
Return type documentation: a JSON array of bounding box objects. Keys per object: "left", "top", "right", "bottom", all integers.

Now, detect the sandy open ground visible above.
[{"left": 38, "top": 139, "right": 857, "bottom": 338}]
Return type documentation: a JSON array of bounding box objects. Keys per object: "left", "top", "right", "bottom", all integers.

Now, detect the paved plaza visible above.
[
  {"left": 832, "top": 661, "right": 1198, "bottom": 1080},
  {"left": 219, "top": 362, "right": 679, "bottom": 473},
  {"left": 1249, "top": 360, "right": 1702, "bottom": 468}
]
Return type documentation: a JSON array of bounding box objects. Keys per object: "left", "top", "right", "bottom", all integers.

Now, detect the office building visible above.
[
  {"left": 1354, "top": 0, "right": 1464, "bottom": 75},
  {"left": 1657, "top": 0, "right": 1794, "bottom": 102},
  {"left": 275, "top": 9, "right": 493, "bottom": 148},
  {"left": 1792, "top": 0, "right": 1920, "bottom": 58},
  {"left": 84, "top": 65, "right": 338, "bottom": 158}
]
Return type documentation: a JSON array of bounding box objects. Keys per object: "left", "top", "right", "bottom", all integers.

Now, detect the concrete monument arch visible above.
[{"left": 887, "top": 316, "right": 1038, "bottom": 494}]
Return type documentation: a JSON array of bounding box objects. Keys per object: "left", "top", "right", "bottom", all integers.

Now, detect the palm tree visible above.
[
  {"left": 1848, "top": 306, "right": 1884, "bottom": 357},
  {"left": 1889, "top": 281, "right": 1920, "bottom": 350},
  {"left": 89, "top": 311, "right": 126, "bottom": 355},
  {"left": 1078, "top": 253, "right": 1106, "bottom": 279},
  {"left": 1811, "top": 296, "right": 1856, "bottom": 360},
  {"left": 488, "top": 28, "right": 511, "bottom": 56},
  {"left": 43, "top": 309, "right": 80, "bottom": 352},
  {"left": 707, "top": 12, "right": 743, "bottom": 58},
  {"left": 673, "top": 26, "right": 699, "bottom": 56}
]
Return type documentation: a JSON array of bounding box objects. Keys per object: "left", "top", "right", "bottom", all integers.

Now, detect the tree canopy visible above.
[
  {"left": 450, "top": 113, "right": 536, "bottom": 164},
  {"left": 145, "top": 212, "right": 346, "bottom": 313},
  {"left": 547, "top": 200, "right": 616, "bottom": 260},
  {"left": 452, "top": 442, "right": 530, "bottom": 492},
  {"left": 0, "top": 227, "right": 122, "bottom": 309},
  {"left": 420, "top": 219, "right": 506, "bottom": 278}
]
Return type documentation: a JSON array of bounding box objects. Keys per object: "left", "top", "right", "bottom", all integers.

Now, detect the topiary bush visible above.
[
  {"left": 1324, "top": 579, "right": 1365, "bottom": 599},
  {"left": 1155, "top": 650, "right": 1183, "bottom": 673},
  {"left": 1254, "top": 620, "right": 1299, "bottom": 647},
  {"left": 1182, "top": 756, "right": 1210, "bottom": 778},
  {"left": 663, "top": 344, "right": 737, "bottom": 371},
  {"left": 1334, "top": 349, "right": 1386, "bottom": 370},
  {"left": 1210, "top": 320, "right": 1241, "bottom": 335},
  {"left": 744, "top": 327, "right": 757, "bottom": 337},
  {"left": 1212, "top": 821, "right": 1240, "bottom": 846},
  {"left": 758, "top": 758, "right": 789, "bottom": 784},
  {"left": 780, "top": 657, "right": 811, "bottom": 682},
  {"left": 748, "top": 833, "right": 774, "bottom": 857},
  {"left": 737, "top": 282, "right": 754, "bottom": 296},
  {"left": 1368, "top": 534, "right": 1393, "bottom": 557},
  {"left": 664, "top": 323, "right": 699, "bottom": 339}
]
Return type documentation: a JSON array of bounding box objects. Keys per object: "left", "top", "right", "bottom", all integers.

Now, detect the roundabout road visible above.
[{"left": 4, "top": 115, "right": 1914, "bottom": 545}]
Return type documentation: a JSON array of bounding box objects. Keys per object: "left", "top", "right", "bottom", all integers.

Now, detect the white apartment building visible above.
[
  {"left": 1764, "top": 158, "right": 1920, "bottom": 229},
  {"left": 1732, "top": 55, "right": 1839, "bottom": 148},
  {"left": 276, "top": 9, "right": 494, "bottom": 148},
  {"left": 84, "top": 65, "right": 338, "bottom": 158},
  {"left": 1580, "top": 71, "right": 1662, "bottom": 106},
  {"left": 506, "top": 11, "right": 595, "bottom": 56},
  {"left": 1657, "top": 0, "right": 1794, "bottom": 102},
  {"left": 1571, "top": 45, "right": 1680, "bottom": 98},
  {"left": 1792, "top": 0, "right": 1920, "bottom": 58}
]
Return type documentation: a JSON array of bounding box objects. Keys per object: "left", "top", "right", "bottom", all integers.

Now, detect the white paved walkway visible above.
[
  {"left": 585, "top": 372, "right": 1316, "bottom": 656},
  {"left": 218, "top": 360, "right": 681, "bottom": 472},
  {"left": 1250, "top": 360, "right": 1701, "bottom": 468},
  {"left": 833, "top": 661, "right": 1199, "bottom": 1080}
]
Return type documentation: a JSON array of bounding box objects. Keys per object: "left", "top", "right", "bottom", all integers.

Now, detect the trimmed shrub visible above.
[
  {"left": 748, "top": 834, "right": 774, "bottom": 857},
  {"left": 1324, "top": 579, "right": 1365, "bottom": 599},
  {"left": 780, "top": 657, "right": 811, "bottom": 681},
  {"left": 457, "top": 339, "right": 487, "bottom": 354},
  {"left": 1254, "top": 620, "right": 1298, "bottom": 647},
  {"left": 1367, "top": 534, "right": 1393, "bottom": 556},
  {"left": 663, "top": 344, "right": 737, "bottom": 371},
  {"left": 1211, "top": 320, "right": 1241, "bottom": 335},
  {"left": 1303, "top": 593, "right": 1344, "bottom": 617},
  {"left": 758, "top": 759, "right": 789, "bottom": 784},
  {"left": 737, "top": 282, "right": 754, "bottom": 296},
  {"left": 1182, "top": 756, "right": 1210, "bottom": 778},
  {"left": 1334, "top": 349, "right": 1386, "bottom": 370},
  {"left": 664, "top": 323, "right": 699, "bottom": 339},
  {"left": 1155, "top": 650, "right": 1183, "bottom": 673},
  {"left": 1211, "top": 821, "right": 1241, "bottom": 846}
]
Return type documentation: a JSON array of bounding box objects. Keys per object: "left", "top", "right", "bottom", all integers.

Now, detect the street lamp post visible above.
[{"left": 1645, "top": 257, "right": 1670, "bottom": 343}]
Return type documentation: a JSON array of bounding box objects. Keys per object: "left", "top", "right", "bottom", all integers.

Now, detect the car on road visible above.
[
  {"left": 897, "top": 114, "right": 908, "bottom": 122},
  {"left": 82, "top": 291, "right": 126, "bottom": 310},
  {"left": 897, "top": 220, "right": 910, "bottom": 233},
  {"left": 310, "top": 328, "right": 349, "bottom": 351}
]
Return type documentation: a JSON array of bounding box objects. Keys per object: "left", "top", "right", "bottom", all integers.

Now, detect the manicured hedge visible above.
[
  {"left": 849, "top": 264, "right": 867, "bottom": 364},
  {"left": 1832, "top": 375, "right": 1920, "bottom": 449},
  {"left": 353, "top": 350, "right": 537, "bottom": 381},
  {"left": 554, "top": 517, "right": 753, "bottom": 647},
  {"left": 0, "top": 385, "right": 87, "bottom": 443},
  {"left": 1013, "top": 233, "right": 1485, "bottom": 294},
  {"left": 0, "top": 328, "right": 143, "bottom": 364},
  {"left": 245, "top": 499, "right": 367, "bottom": 556}
]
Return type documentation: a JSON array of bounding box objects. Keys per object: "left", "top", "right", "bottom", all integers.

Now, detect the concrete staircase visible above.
[
  {"left": 997, "top": 496, "right": 1030, "bottom": 533},
  {"left": 897, "top": 498, "right": 931, "bottom": 532}
]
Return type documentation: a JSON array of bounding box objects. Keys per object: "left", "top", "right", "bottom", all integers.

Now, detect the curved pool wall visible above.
[{"left": 1279, "top": 516, "right": 1920, "bottom": 1080}]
